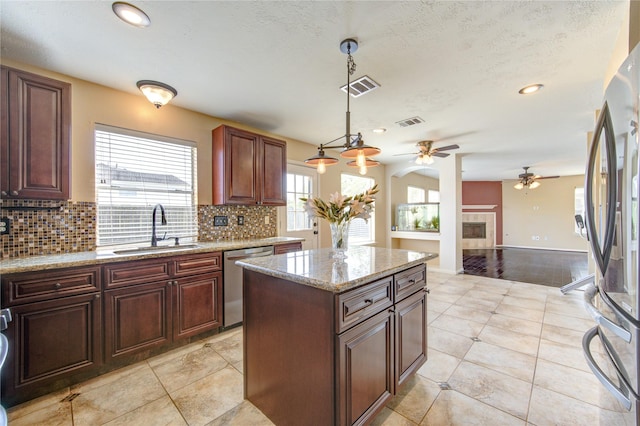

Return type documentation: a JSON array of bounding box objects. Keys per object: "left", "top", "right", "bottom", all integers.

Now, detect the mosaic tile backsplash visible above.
[
  {"left": 1, "top": 200, "right": 97, "bottom": 259},
  {"left": 198, "top": 205, "right": 277, "bottom": 241},
  {"left": 0, "top": 200, "right": 278, "bottom": 259}
]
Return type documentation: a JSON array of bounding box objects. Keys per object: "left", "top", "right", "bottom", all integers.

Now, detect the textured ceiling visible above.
[{"left": 0, "top": 1, "right": 629, "bottom": 180}]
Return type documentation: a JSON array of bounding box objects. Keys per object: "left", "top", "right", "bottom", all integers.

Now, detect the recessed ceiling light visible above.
[
  {"left": 372, "top": 128, "right": 386, "bottom": 134},
  {"left": 518, "top": 84, "right": 544, "bottom": 95},
  {"left": 112, "top": 2, "right": 150, "bottom": 28}
]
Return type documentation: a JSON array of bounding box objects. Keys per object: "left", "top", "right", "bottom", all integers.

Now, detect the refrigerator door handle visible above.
[
  {"left": 583, "top": 326, "right": 633, "bottom": 410},
  {"left": 584, "top": 101, "right": 618, "bottom": 274},
  {"left": 584, "top": 284, "right": 632, "bottom": 343}
]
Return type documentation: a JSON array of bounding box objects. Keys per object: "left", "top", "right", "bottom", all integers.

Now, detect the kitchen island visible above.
[{"left": 237, "top": 246, "right": 435, "bottom": 426}]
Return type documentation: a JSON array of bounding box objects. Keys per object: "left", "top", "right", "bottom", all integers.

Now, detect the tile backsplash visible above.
[
  {"left": 0, "top": 200, "right": 96, "bottom": 259},
  {"left": 0, "top": 200, "right": 278, "bottom": 259}
]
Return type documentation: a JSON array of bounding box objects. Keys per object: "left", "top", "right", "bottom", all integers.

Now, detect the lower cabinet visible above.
[
  {"left": 273, "top": 241, "right": 302, "bottom": 254},
  {"left": 174, "top": 272, "right": 223, "bottom": 340},
  {"left": 395, "top": 288, "right": 428, "bottom": 388},
  {"left": 1, "top": 293, "right": 102, "bottom": 406}
]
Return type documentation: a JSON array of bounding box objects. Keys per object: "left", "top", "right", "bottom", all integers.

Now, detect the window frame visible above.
[{"left": 341, "top": 173, "right": 376, "bottom": 245}]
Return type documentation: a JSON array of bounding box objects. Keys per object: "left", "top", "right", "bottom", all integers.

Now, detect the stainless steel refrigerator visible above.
[{"left": 583, "top": 43, "right": 640, "bottom": 424}]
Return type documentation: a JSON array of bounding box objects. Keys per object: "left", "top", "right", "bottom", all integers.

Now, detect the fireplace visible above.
[{"left": 463, "top": 222, "right": 487, "bottom": 239}]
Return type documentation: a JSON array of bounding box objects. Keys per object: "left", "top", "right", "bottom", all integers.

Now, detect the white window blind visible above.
[
  {"left": 95, "top": 124, "right": 197, "bottom": 247},
  {"left": 341, "top": 173, "right": 375, "bottom": 244},
  {"left": 407, "top": 186, "right": 425, "bottom": 203}
]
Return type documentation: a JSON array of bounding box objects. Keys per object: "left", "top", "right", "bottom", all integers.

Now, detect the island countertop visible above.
[{"left": 236, "top": 246, "right": 437, "bottom": 293}]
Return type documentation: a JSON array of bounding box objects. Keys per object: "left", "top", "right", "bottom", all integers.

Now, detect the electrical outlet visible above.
[
  {"left": 238, "top": 215, "right": 244, "bottom": 226},
  {"left": 264, "top": 216, "right": 269, "bottom": 225},
  {"left": 213, "top": 216, "right": 228, "bottom": 226},
  {"left": 0, "top": 217, "right": 10, "bottom": 235}
]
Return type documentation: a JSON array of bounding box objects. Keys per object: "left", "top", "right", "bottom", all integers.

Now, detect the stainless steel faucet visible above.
[{"left": 151, "top": 204, "right": 167, "bottom": 247}]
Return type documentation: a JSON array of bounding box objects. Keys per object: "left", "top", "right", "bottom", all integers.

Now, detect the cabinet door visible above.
[
  {"left": 395, "top": 289, "right": 428, "bottom": 389},
  {"left": 1, "top": 66, "right": 71, "bottom": 200},
  {"left": 104, "top": 281, "right": 171, "bottom": 360},
  {"left": 337, "top": 309, "right": 394, "bottom": 426},
  {"left": 2, "top": 293, "right": 101, "bottom": 406},
  {"left": 213, "top": 125, "right": 259, "bottom": 205},
  {"left": 260, "top": 136, "right": 286, "bottom": 206},
  {"left": 173, "top": 272, "right": 222, "bottom": 340},
  {"left": 273, "top": 242, "right": 302, "bottom": 255}
]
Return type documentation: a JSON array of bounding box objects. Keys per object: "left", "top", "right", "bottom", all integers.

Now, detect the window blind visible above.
[
  {"left": 95, "top": 124, "right": 198, "bottom": 247},
  {"left": 341, "top": 173, "right": 375, "bottom": 243}
]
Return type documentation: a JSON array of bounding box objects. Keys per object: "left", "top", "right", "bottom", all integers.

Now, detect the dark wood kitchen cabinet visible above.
[
  {"left": 103, "top": 252, "right": 222, "bottom": 360},
  {"left": 212, "top": 125, "right": 286, "bottom": 206},
  {"left": 0, "top": 65, "right": 71, "bottom": 200},
  {"left": 273, "top": 241, "right": 303, "bottom": 254},
  {"left": 0, "top": 266, "right": 102, "bottom": 407},
  {"left": 244, "top": 263, "right": 428, "bottom": 426}
]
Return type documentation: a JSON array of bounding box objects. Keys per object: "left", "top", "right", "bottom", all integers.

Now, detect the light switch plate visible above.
[
  {"left": 213, "top": 216, "right": 228, "bottom": 226},
  {"left": 237, "top": 216, "right": 244, "bottom": 226}
]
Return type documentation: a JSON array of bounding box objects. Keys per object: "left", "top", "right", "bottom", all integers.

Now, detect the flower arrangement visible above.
[{"left": 301, "top": 184, "right": 379, "bottom": 224}]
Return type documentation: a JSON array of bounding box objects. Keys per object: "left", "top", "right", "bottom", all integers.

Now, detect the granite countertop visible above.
[
  {"left": 0, "top": 237, "right": 304, "bottom": 274},
  {"left": 236, "top": 246, "right": 437, "bottom": 293}
]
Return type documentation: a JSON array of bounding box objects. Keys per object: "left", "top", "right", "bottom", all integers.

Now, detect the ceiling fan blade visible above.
[
  {"left": 433, "top": 144, "right": 459, "bottom": 152},
  {"left": 393, "top": 152, "right": 420, "bottom": 156},
  {"left": 432, "top": 152, "right": 450, "bottom": 158},
  {"left": 536, "top": 175, "right": 560, "bottom": 180}
]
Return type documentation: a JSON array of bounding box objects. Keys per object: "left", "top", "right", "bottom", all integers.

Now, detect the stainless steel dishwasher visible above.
[{"left": 223, "top": 246, "right": 274, "bottom": 328}]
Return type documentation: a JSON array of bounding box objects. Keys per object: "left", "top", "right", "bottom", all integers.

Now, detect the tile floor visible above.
[
  {"left": 463, "top": 248, "right": 589, "bottom": 287},
  {"left": 7, "top": 271, "right": 628, "bottom": 425}
]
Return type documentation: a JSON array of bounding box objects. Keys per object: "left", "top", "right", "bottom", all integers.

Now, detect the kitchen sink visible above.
[{"left": 112, "top": 244, "right": 200, "bottom": 255}]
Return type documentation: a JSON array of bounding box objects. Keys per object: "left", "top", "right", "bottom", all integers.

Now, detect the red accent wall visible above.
[{"left": 462, "top": 181, "right": 503, "bottom": 245}]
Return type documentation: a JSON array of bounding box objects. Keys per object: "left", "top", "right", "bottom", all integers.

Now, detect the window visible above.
[
  {"left": 428, "top": 190, "right": 440, "bottom": 203},
  {"left": 95, "top": 124, "right": 197, "bottom": 247},
  {"left": 341, "top": 173, "right": 376, "bottom": 244},
  {"left": 286, "top": 172, "right": 314, "bottom": 231},
  {"left": 407, "top": 186, "right": 425, "bottom": 203}
]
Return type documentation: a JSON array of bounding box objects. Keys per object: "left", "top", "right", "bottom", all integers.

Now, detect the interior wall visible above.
[
  {"left": 389, "top": 172, "right": 439, "bottom": 226},
  {"left": 461, "top": 181, "right": 503, "bottom": 245},
  {"left": 1, "top": 59, "right": 388, "bottom": 248},
  {"left": 502, "top": 175, "right": 588, "bottom": 251}
]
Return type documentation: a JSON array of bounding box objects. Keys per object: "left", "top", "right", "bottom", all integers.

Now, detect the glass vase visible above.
[{"left": 330, "top": 221, "right": 350, "bottom": 259}]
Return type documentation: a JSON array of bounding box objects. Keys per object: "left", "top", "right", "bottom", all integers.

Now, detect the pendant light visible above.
[{"left": 304, "top": 38, "right": 381, "bottom": 174}]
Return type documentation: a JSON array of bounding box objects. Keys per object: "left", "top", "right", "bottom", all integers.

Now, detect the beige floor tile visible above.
[
  {"left": 386, "top": 374, "right": 440, "bottom": 423},
  {"left": 527, "top": 385, "right": 627, "bottom": 426},
  {"left": 541, "top": 323, "right": 604, "bottom": 354},
  {"left": 507, "top": 288, "right": 548, "bottom": 303},
  {"left": 477, "top": 324, "right": 540, "bottom": 357},
  {"left": 207, "top": 329, "right": 243, "bottom": 365},
  {"left": 454, "top": 295, "right": 501, "bottom": 312},
  {"left": 205, "top": 400, "right": 274, "bottom": 425},
  {"left": 427, "top": 298, "right": 452, "bottom": 314},
  {"left": 151, "top": 342, "right": 230, "bottom": 393},
  {"left": 171, "top": 365, "right": 244, "bottom": 426},
  {"left": 421, "top": 390, "right": 525, "bottom": 426},
  {"left": 464, "top": 341, "right": 536, "bottom": 382},
  {"left": 430, "top": 314, "right": 485, "bottom": 338},
  {"left": 472, "top": 279, "right": 512, "bottom": 294},
  {"left": 464, "top": 289, "right": 506, "bottom": 303},
  {"left": 417, "top": 349, "right": 462, "bottom": 383},
  {"left": 147, "top": 340, "right": 205, "bottom": 368},
  {"left": 6, "top": 386, "right": 70, "bottom": 422},
  {"left": 70, "top": 362, "right": 149, "bottom": 394},
  {"left": 71, "top": 364, "right": 167, "bottom": 426},
  {"left": 371, "top": 407, "right": 419, "bottom": 425},
  {"left": 102, "top": 396, "right": 187, "bottom": 426},
  {"left": 543, "top": 311, "right": 593, "bottom": 332},
  {"left": 443, "top": 304, "right": 493, "bottom": 324},
  {"left": 533, "top": 358, "right": 623, "bottom": 411},
  {"left": 494, "top": 303, "right": 544, "bottom": 323},
  {"left": 428, "top": 291, "right": 463, "bottom": 304},
  {"left": 501, "top": 295, "right": 546, "bottom": 311},
  {"left": 6, "top": 400, "right": 73, "bottom": 426},
  {"left": 545, "top": 299, "right": 592, "bottom": 320},
  {"left": 427, "top": 326, "right": 474, "bottom": 359},
  {"left": 432, "top": 283, "right": 471, "bottom": 297},
  {"left": 486, "top": 313, "right": 542, "bottom": 337},
  {"left": 537, "top": 338, "right": 591, "bottom": 372},
  {"left": 448, "top": 361, "right": 532, "bottom": 420}
]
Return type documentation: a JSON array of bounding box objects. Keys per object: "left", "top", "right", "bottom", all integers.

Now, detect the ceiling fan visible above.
[
  {"left": 394, "top": 140, "right": 460, "bottom": 165},
  {"left": 514, "top": 166, "right": 559, "bottom": 190}
]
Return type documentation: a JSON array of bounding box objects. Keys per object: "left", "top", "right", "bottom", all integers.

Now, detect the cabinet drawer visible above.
[
  {"left": 336, "top": 277, "right": 393, "bottom": 334},
  {"left": 273, "top": 242, "right": 302, "bottom": 255},
  {"left": 3, "top": 266, "right": 100, "bottom": 306},
  {"left": 394, "top": 264, "right": 426, "bottom": 301},
  {"left": 173, "top": 252, "right": 221, "bottom": 277},
  {"left": 104, "top": 259, "right": 171, "bottom": 289}
]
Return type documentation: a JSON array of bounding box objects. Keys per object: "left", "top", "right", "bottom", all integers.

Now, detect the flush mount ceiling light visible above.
[
  {"left": 372, "top": 128, "right": 387, "bottom": 134},
  {"left": 136, "top": 80, "right": 178, "bottom": 108},
  {"left": 304, "top": 38, "right": 381, "bottom": 175},
  {"left": 112, "top": 2, "right": 150, "bottom": 27},
  {"left": 518, "top": 84, "right": 544, "bottom": 95}
]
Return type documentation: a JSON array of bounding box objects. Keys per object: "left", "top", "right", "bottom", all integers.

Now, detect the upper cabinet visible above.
[
  {"left": 0, "top": 66, "right": 71, "bottom": 200},
  {"left": 212, "top": 125, "right": 286, "bottom": 206}
]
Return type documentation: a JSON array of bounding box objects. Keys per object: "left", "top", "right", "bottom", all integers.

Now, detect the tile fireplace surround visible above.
[
  {"left": 6, "top": 271, "right": 626, "bottom": 425},
  {"left": 462, "top": 212, "right": 496, "bottom": 249}
]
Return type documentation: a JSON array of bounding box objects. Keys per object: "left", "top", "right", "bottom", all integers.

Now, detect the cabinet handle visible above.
[
  {"left": 55, "top": 283, "right": 62, "bottom": 289},
  {"left": 167, "top": 281, "right": 173, "bottom": 286},
  {"left": 389, "top": 308, "right": 396, "bottom": 313},
  {"left": 409, "top": 279, "right": 416, "bottom": 284},
  {"left": 424, "top": 288, "right": 430, "bottom": 294},
  {"left": 0, "top": 191, "right": 6, "bottom": 196},
  {"left": 364, "top": 299, "right": 373, "bottom": 305},
  {"left": 10, "top": 190, "right": 18, "bottom": 196},
  {"left": 94, "top": 294, "right": 100, "bottom": 299}
]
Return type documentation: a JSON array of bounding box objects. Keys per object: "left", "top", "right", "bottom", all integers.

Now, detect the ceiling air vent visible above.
[
  {"left": 395, "top": 116, "right": 425, "bottom": 127},
  {"left": 340, "top": 75, "right": 380, "bottom": 98}
]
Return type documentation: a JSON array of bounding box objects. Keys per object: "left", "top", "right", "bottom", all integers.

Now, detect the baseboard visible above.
[{"left": 495, "top": 245, "right": 587, "bottom": 253}]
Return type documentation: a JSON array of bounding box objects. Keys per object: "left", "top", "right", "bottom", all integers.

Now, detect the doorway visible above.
[{"left": 277, "top": 163, "right": 319, "bottom": 250}]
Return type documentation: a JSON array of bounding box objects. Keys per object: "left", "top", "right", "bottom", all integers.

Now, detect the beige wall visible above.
[
  {"left": 502, "top": 175, "right": 588, "bottom": 251},
  {"left": 2, "top": 59, "right": 388, "bottom": 246},
  {"left": 390, "top": 172, "right": 439, "bottom": 225}
]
